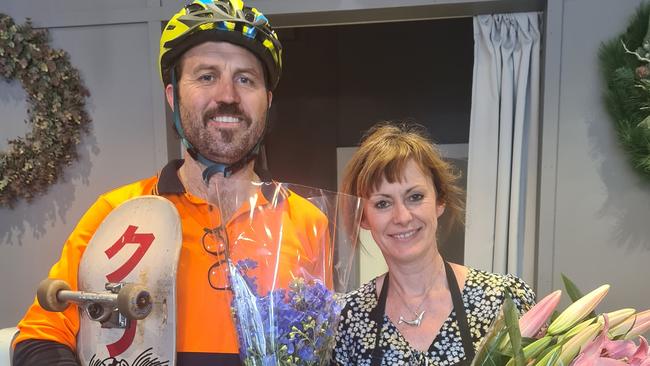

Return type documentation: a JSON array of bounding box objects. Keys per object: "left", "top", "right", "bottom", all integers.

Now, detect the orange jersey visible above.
[{"left": 14, "top": 160, "right": 331, "bottom": 364}]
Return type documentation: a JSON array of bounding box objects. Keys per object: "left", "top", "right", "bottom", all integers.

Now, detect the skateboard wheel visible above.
[
  {"left": 37, "top": 279, "right": 71, "bottom": 312},
  {"left": 117, "top": 284, "right": 152, "bottom": 320}
]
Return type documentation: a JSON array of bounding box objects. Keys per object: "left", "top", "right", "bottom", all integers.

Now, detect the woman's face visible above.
[{"left": 362, "top": 159, "right": 445, "bottom": 264}]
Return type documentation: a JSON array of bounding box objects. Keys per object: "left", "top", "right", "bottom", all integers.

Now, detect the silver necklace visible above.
[
  {"left": 395, "top": 284, "right": 430, "bottom": 327},
  {"left": 399, "top": 310, "right": 425, "bottom": 327}
]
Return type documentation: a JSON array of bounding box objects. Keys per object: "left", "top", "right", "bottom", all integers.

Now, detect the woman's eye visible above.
[
  {"left": 409, "top": 193, "right": 424, "bottom": 202},
  {"left": 374, "top": 200, "right": 390, "bottom": 209}
]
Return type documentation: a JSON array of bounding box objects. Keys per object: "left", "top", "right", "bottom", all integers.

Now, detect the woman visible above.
[{"left": 333, "top": 122, "right": 535, "bottom": 366}]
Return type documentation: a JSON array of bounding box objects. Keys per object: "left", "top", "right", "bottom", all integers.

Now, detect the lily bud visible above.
[
  {"left": 624, "top": 310, "right": 650, "bottom": 340},
  {"left": 532, "top": 344, "right": 562, "bottom": 366},
  {"left": 547, "top": 284, "right": 609, "bottom": 335},
  {"left": 505, "top": 336, "right": 554, "bottom": 366},
  {"left": 557, "top": 317, "right": 594, "bottom": 343},
  {"left": 599, "top": 308, "right": 636, "bottom": 329},
  {"left": 560, "top": 308, "right": 635, "bottom": 339},
  {"left": 609, "top": 309, "right": 647, "bottom": 338},
  {"left": 610, "top": 319, "right": 635, "bottom": 338},
  {"left": 556, "top": 322, "right": 603, "bottom": 365},
  {"left": 519, "top": 290, "right": 562, "bottom": 338},
  {"left": 497, "top": 290, "right": 563, "bottom": 352}
]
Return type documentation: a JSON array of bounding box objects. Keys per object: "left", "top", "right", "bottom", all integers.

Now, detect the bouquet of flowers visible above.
[
  {"left": 471, "top": 276, "right": 650, "bottom": 366},
  {"left": 207, "top": 180, "right": 363, "bottom": 366}
]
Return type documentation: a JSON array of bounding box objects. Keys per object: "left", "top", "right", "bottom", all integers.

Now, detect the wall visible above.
[
  {"left": 3, "top": 0, "right": 647, "bottom": 328},
  {"left": 538, "top": 0, "right": 650, "bottom": 311}
]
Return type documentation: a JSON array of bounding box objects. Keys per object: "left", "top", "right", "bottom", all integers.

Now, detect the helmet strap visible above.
[{"left": 170, "top": 68, "right": 267, "bottom": 183}]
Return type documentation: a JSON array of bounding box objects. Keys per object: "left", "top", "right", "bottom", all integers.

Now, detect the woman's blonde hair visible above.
[{"left": 341, "top": 121, "right": 464, "bottom": 230}]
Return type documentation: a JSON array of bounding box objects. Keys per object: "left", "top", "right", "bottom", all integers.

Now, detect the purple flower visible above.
[{"left": 229, "top": 260, "right": 342, "bottom": 366}]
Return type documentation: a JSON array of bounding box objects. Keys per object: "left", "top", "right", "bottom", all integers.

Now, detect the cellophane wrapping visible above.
[{"left": 206, "top": 180, "right": 362, "bottom": 366}]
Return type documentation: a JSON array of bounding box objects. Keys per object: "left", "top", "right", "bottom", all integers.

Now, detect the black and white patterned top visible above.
[{"left": 333, "top": 268, "right": 536, "bottom": 366}]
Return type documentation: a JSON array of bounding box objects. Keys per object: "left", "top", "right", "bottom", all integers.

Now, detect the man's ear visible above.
[
  {"left": 165, "top": 84, "right": 175, "bottom": 111},
  {"left": 267, "top": 90, "right": 273, "bottom": 108}
]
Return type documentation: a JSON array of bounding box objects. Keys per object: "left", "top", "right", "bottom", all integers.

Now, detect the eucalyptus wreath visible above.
[
  {"left": 0, "top": 14, "right": 91, "bottom": 207},
  {"left": 600, "top": 3, "right": 650, "bottom": 181}
]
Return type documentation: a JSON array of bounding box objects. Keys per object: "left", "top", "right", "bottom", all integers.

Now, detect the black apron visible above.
[{"left": 369, "top": 261, "right": 475, "bottom": 366}]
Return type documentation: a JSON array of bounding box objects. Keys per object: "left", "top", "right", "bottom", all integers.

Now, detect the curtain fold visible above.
[{"left": 465, "top": 13, "right": 541, "bottom": 284}]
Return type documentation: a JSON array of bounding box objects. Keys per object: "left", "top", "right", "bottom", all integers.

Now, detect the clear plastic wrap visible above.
[{"left": 204, "top": 180, "right": 362, "bottom": 365}]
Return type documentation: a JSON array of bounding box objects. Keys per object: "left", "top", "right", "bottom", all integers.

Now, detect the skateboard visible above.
[{"left": 37, "top": 196, "right": 182, "bottom": 366}]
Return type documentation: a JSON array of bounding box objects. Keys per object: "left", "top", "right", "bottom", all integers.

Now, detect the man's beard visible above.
[{"left": 179, "top": 102, "right": 265, "bottom": 164}]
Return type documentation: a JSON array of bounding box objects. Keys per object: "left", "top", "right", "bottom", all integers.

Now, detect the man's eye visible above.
[
  {"left": 237, "top": 76, "right": 252, "bottom": 85},
  {"left": 374, "top": 200, "right": 390, "bottom": 209},
  {"left": 199, "top": 74, "right": 215, "bottom": 82}
]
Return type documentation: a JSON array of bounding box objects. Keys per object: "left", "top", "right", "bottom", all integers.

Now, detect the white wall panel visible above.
[
  {"left": 0, "top": 22, "right": 157, "bottom": 327},
  {"left": 539, "top": 0, "right": 650, "bottom": 311}
]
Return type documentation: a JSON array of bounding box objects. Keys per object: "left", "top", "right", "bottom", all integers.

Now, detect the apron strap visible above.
[
  {"left": 444, "top": 261, "right": 475, "bottom": 362},
  {"left": 369, "top": 273, "right": 389, "bottom": 366}
]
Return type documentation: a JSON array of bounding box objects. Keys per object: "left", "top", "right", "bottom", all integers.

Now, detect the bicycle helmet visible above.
[{"left": 160, "top": 0, "right": 282, "bottom": 89}]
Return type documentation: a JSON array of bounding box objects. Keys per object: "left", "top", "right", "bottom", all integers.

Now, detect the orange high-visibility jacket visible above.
[{"left": 15, "top": 160, "right": 331, "bottom": 364}]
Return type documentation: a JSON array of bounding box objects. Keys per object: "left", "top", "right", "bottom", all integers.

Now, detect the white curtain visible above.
[{"left": 464, "top": 13, "right": 541, "bottom": 284}]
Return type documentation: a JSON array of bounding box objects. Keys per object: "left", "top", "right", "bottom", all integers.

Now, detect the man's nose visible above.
[{"left": 213, "top": 77, "right": 240, "bottom": 104}]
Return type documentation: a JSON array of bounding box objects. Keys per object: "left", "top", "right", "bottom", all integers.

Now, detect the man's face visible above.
[{"left": 166, "top": 42, "right": 272, "bottom": 164}]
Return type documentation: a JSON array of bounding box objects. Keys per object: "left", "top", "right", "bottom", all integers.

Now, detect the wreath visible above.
[
  {"left": 600, "top": 3, "right": 650, "bottom": 181},
  {"left": 0, "top": 14, "right": 91, "bottom": 207}
]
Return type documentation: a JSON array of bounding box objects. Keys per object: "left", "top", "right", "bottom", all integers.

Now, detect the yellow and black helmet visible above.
[{"left": 160, "top": 0, "right": 283, "bottom": 89}]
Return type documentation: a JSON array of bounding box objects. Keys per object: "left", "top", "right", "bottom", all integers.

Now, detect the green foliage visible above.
[
  {"left": 599, "top": 2, "right": 650, "bottom": 180},
  {"left": 503, "top": 293, "right": 525, "bottom": 366},
  {"left": 0, "top": 14, "right": 91, "bottom": 207}
]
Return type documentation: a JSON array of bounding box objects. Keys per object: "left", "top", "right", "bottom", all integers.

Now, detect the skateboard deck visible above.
[{"left": 76, "top": 195, "right": 181, "bottom": 366}]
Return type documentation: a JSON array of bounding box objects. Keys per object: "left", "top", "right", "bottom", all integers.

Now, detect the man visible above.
[{"left": 13, "top": 1, "right": 328, "bottom": 364}]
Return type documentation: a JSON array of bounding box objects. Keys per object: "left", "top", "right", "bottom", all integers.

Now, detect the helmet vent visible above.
[
  {"left": 243, "top": 10, "right": 255, "bottom": 22},
  {"left": 215, "top": 3, "right": 230, "bottom": 14},
  {"left": 185, "top": 4, "right": 203, "bottom": 13}
]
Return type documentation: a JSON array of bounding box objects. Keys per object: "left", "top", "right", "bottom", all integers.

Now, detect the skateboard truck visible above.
[{"left": 37, "top": 278, "right": 153, "bottom": 329}]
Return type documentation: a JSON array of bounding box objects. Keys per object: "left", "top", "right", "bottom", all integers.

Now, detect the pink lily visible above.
[
  {"left": 628, "top": 336, "right": 649, "bottom": 365},
  {"left": 519, "top": 290, "right": 562, "bottom": 338},
  {"left": 602, "top": 338, "right": 639, "bottom": 359},
  {"left": 590, "top": 358, "right": 633, "bottom": 366},
  {"left": 572, "top": 316, "right": 650, "bottom": 366}
]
